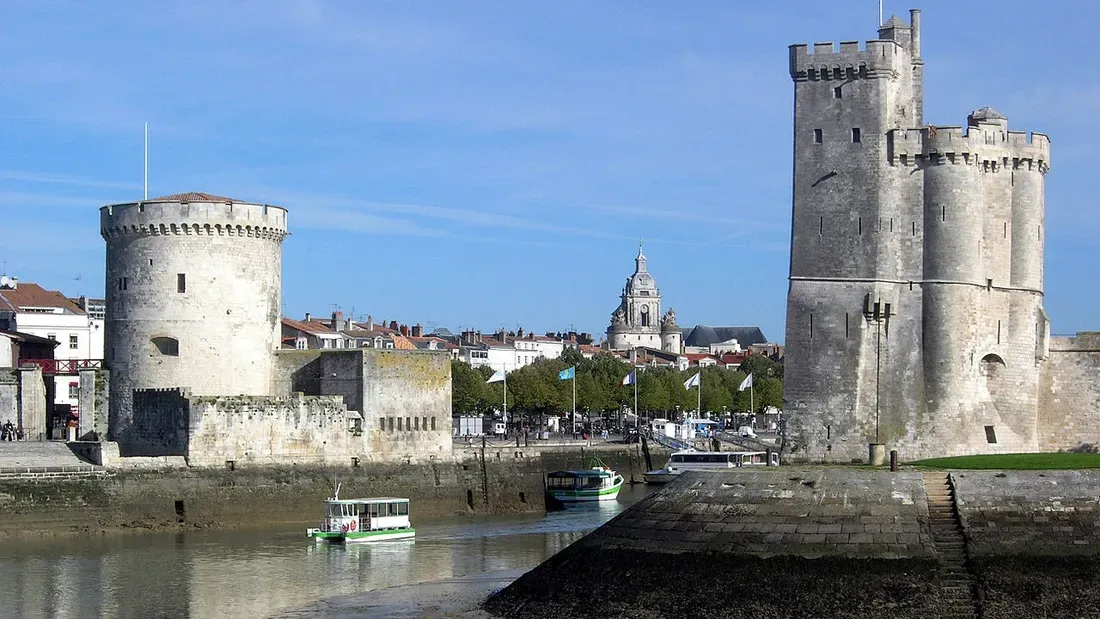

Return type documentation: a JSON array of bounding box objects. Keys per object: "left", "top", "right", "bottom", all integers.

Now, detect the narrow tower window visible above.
[
  {"left": 858, "top": 217, "right": 863, "bottom": 235},
  {"left": 984, "top": 426, "right": 998, "bottom": 444},
  {"left": 942, "top": 205, "right": 946, "bottom": 222},
  {"left": 833, "top": 86, "right": 842, "bottom": 99},
  {"left": 889, "top": 218, "right": 894, "bottom": 232},
  {"left": 997, "top": 320, "right": 1002, "bottom": 344},
  {"left": 1003, "top": 222, "right": 1008, "bottom": 239},
  {"left": 819, "top": 217, "right": 823, "bottom": 236},
  {"left": 809, "top": 314, "right": 814, "bottom": 339},
  {"left": 177, "top": 273, "right": 186, "bottom": 293},
  {"left": 845, "top": 313, "right": 849, "bottom": 338},
  {"left": 912, "top": 221, "right": 916, "bottom": 236},
  {"left": 814, "top": 129, "right": 823, "bottom": 144},
  {"left": 851, "top": 128, "right": 861, "bottom": 143}
]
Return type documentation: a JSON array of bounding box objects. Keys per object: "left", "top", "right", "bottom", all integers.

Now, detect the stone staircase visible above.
[{"left": 922, "top": 472, "right": 980, "bottom": 619}]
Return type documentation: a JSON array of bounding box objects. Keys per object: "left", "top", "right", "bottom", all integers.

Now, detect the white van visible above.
[{"left": 737, "top": 425, "right": 757, "bottom": 439}]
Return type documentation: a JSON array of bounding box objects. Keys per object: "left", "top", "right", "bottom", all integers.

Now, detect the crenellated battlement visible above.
[
  {"left": 888, "top": 123, "right": 1050, "bottom": 171},
  {"left": 100, "top": 195, "right": 289, "bottom": 242},
  {"left": 789, "top": 39, "right": 909, "bottom": 81}
]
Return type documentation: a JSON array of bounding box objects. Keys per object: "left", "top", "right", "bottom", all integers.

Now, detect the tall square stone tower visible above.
[{"left": 783, "top": 10, "right": 1051, "bottom": 462}]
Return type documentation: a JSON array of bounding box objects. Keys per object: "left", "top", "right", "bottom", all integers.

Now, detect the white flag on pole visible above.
[
  {"left": 738, "top": 373, "right": 753, "bottom": 392},
  {"left": 486, "top": 370, "right": 505, "bottom": 383},
  {"left": 683, "top": 373, "right": 700, "bottom": 389}
]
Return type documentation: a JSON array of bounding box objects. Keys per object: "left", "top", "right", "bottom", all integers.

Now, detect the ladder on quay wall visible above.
[{"left": 922, "top": 472, "right": 981, "bottom": 619}]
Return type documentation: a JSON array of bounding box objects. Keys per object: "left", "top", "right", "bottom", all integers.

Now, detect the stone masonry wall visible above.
[
  {"left": 186, "top": 393, "right": 352, "bottom": 467},
  {"left": 131, "top": 388, "right": 191, "bottom": 456},
  {"left": 1039, "top": 333, "right": 1100, "bottom": 452},
  {"left": 360, "top": 349, "right": 452, "bottom": 462},
  {"left": 0, "top": 371, "right": 16, "bottom": 427},
  {"left": 952, "top": 470, "right": 1100, "bottom": 557}
]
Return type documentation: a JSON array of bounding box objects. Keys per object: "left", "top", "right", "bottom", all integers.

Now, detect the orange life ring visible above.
[
  {"left": 341, "top": 523, "right": 350, "bottom": 533},
  {"left": 348, "top": 519, "right": 357, "bottom": 531}
]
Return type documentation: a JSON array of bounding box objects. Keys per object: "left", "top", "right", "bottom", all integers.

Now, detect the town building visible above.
[{"left": 0, "top": 278, "right": 101, "bottom": 421}]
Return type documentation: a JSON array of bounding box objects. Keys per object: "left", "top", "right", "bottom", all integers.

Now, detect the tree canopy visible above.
[{"left": 450, "top": 352, "right": 783, "bottom": 425}]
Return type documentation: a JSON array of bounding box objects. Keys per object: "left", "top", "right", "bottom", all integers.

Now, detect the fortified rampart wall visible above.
[{"left": 1039, "top": 333, "right": 1100, "bottom": 452}]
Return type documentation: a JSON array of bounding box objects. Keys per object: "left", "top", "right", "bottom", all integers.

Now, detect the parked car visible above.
[{"left": 737, "top": 425, "right": 757, "bottom": 439}]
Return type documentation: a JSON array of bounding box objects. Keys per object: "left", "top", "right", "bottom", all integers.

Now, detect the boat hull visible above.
[
  {"left": 308, "top": 528, "right": 416, "bottom": 543},
  {"left": 546, "top": 477, "right": 624, "bottom": 502}
]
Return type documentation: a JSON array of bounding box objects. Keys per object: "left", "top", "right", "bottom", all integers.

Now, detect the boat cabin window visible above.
[{"left": 670, "top": 453, "right": 732, "bottom": 464}]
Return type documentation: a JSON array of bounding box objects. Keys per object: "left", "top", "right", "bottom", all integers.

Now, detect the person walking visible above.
[{"left": 1, "top": 420, "right": 13, "bottom": 441}]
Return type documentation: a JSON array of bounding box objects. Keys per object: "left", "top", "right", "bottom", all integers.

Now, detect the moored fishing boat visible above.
[
  {"left": 307, "top": 490, "right": 416, "bottom": 543},
  {"left": 546, "top": 458, "right": 624, "bottom": 503}
]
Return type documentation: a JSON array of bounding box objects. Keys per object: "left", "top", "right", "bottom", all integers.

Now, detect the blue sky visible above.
[{"left": 1, "top": 1, "right": 1097, "bottom": 342}]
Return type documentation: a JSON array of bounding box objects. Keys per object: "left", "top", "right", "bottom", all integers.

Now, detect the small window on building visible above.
[
  {"left": 177, "top": 273, "right": 186, "bottom": 293},
  {"left": 814, "top": 129, "right": 823, "bottom": 144},
  {"left": 47, "top": 333, "right": 57, "bottom": 342},
  {"left": 852, "top": 128, "right": 861, "bottom": 143},
  {"left": 69, "top": 334, "right": 78, "bottom": 349},
  {"left": 397, "top": 417, "right": 403, "bottom": 431},
  {"left": 388, "top": 417, "right": 394, "bottom": 432},
  {"left": 406, "top": 417, "right": 412, "bottom": 431},
  {"left": 415, "top": 417, "right": 420, "bottom": 431},
  {"left": 431, "top": 417, "right": 436, "bottom": 431},
  {"left": 151, "top": 336, "right": 180, "bottom": 356},
  {"left": 833, "top": 86, "right": 842, "bottom": 99},
  {"left": 68, "top": 382, "right": 79, "bottom": 399},
  {"left": 984, "top": 425, "right": 998, "bottom": 444}
]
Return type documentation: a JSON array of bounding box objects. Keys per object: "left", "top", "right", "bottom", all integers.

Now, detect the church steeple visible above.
[{"left": 635, "top": 240, "right": 647, "bottom": 273}]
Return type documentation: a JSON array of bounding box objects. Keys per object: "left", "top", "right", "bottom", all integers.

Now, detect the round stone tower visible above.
[{"left": 100, "top": 192, "right": 288, "bottom": 450}]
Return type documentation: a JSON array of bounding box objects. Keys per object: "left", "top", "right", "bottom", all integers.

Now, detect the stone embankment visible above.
[
  {"left": 0, "top": 442, "right": 665, "bottom": 538},
  {"left": 485, "top": 469, "right": 1100, "bottom": 619}
]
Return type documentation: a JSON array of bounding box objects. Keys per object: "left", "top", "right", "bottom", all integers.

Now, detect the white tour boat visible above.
[
  {"left": 307, "top": 490, "right": 416, "bottom": 543},
  {"left": 644, "top": 450, "right": 780, "bottom": 484}
]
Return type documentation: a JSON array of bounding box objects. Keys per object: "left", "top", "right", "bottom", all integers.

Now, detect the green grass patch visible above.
[{"left": 908, "top": 452, "right": 1100, "bottom": 470}]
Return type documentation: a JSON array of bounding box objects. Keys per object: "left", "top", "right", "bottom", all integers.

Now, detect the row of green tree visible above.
[{"left": 451, "top": 349, "right": 782, "bottom": 422}]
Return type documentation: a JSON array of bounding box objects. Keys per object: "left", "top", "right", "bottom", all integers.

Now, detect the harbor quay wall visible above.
[
  {"left": 0, "top": 443, "right": 666, "bottom": 538},
  {"left": 487, "top": 469, "right": 1100, "bottom": 619}
]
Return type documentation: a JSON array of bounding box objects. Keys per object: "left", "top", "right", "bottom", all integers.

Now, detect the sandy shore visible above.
[{"left": 269, "top": 569, "right": 521, "bottom": 619}]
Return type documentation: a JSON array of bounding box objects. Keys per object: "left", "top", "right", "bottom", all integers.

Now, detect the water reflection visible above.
[{"left": 0, "top": 485, "right": 652, "bottom": 619}]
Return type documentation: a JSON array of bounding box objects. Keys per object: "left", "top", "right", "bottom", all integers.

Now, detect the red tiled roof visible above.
[
  {"left": 0, "top": 283, "right": 84, "bottom": 314},
  {"left": 391, "top": 334, "right": 417, "bottom": 350},
  {"left": 281, "top": 317, "right": 337, "bottom": 336}
]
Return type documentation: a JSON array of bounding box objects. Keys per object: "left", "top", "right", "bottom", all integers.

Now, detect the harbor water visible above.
[{"left": 0, "top": 484, "right": 653, "bottom": 619}]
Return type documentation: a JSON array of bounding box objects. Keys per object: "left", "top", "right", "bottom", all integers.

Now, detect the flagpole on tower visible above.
[
  {"left": 143, "top": 121, "right": 149, "bottom": 200},
  {"left": 503, "top": 365, "right": 507, "bottom": 427},
  {"left": 879, "top": 0, "right": 883, "bottom": 26},
  {"left": 634, "top": 372, "right": 638, "bottom": 429}
]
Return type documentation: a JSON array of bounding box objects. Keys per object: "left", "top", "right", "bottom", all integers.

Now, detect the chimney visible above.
[
  {"left": 412, "top": 323, "right": 423, "bottom": 337},
  {"left": 400, "top": 324, "right": 409, "bottom": 337},
  {"left": 569, "top": 332, "right": 577, "bottom": 343},
  {"left": 333, "top": 311, "right": 346, "bottom": 332},
  {"left": 305, "top": 312, "right": 312, "bottom": 322},
  {"left": 475, "top": 330, "right": 482, "bottom": 344},
  {"left": 389, "top": 320, "right": 399, "bottom": 331},
  {"left": 366, "top": 314, "right": 374, "bottom": 331}
]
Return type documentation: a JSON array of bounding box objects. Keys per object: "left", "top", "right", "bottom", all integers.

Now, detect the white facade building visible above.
[{"left": 0, "top": 279, "right": 101, "bottom": 413}]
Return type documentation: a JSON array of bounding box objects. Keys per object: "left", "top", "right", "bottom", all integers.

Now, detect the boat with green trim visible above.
[
  {"left": 546, "top": 459, "right": 624, "bottom": 503},
  {"left": 307, "top": 494, "right": 415, "bottom": 543}
]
